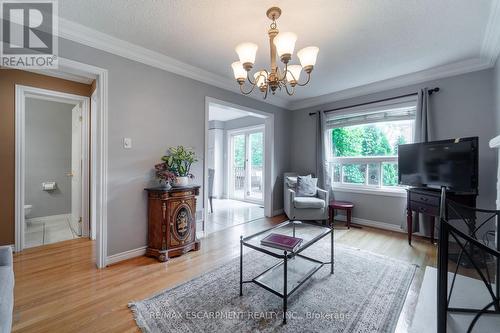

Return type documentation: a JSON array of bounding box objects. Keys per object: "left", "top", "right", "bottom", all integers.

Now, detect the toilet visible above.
[{"left": 24, "top": 205, "right": 32, "bottom": 219}]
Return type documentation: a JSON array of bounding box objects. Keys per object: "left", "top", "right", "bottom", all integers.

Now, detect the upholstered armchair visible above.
[{"left": 283, "top": 172, "right": 329, "bottom": 224}]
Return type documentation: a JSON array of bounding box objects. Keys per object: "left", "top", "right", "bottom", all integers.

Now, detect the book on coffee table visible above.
[{"left": 260, "top": 233, "right": 303, "bottom": 252}]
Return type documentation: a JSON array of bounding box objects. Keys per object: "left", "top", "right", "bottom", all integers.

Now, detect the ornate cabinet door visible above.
[{"left": 168, "top": 199, "right": 196, "bottom": 249}]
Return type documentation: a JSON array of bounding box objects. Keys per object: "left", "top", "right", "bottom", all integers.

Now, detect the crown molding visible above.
[
  {"left": 286, "top": 57, "right": 493, "bottom": 110},
  {"left": 57, "top": 18, "right": 289, "bottom": 109},
  {"left": 481, "top": 0, "right": 500, "bottom": 66}
]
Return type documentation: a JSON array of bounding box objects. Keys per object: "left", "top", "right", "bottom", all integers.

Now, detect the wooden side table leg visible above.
[
  {"left": 407, "top": 209, "right": 413, "bottom": 246},
  {"left": 346, "top": 208, "right": 351, "bottom": 229}
]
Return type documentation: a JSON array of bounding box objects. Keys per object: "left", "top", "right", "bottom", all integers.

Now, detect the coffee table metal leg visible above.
[
  {"left": 240, "top": 236, "right": 243, "bottom": 296},
  {"left": 283, "top": 251, "right": 288, "bottom": 324},
  {"left": 331, "top": 226, "right": 334, "bottom": 274}
]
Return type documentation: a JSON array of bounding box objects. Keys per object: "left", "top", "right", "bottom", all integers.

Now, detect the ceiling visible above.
[
  {"left": 209, "top": 103, "right": 265, "bottom": 121},
  {"left": 57, "top": 0, "right": 499, "bottom": 107}
]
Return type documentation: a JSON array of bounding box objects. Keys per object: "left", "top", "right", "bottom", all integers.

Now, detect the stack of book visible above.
[{"left": 260, "top": 233, "right": 303, "bottom": 252}]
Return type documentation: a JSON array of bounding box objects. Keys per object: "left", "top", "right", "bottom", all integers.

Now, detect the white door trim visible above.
[
  {"left": 15, "top": 57, "right": 109, "bottom": 268},
  {"left": 204, "top": 97, "right": 274, "bottom": 224}
]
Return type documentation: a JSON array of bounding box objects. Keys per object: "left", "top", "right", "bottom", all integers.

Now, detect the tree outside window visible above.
[{"left": 331, "top": 120, "right": 413, "bottom": 187}]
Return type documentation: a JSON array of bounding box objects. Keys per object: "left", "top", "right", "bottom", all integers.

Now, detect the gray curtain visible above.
[
  {"left": 315, "top": 111, "right": 333, "bottom": 198},
  {"left": 408, "top": 88, "right": 432, "bottom": 234},
  {"left": 414, "top": 88, "right": 432, "bottom": 142}
]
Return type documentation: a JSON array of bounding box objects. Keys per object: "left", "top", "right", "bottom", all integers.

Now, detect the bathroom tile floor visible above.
[{"left": 25, "top": 215, "right": 80, "bottom": 248}]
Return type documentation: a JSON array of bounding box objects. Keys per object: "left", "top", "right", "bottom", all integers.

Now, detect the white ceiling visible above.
[
  {"left": 209, "top": 104, "right": 264, "bottom": 121},
  {"left": 57, "top": 0, "right": 499, "bottom": 107}
]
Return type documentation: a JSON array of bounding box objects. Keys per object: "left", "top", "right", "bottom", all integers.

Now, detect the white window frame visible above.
[
  {"left": 326, "top": 97, "right": 417, "bottom": 197},
  {"left": 329, "top": 155, "right": 405, "bottom": 197}
]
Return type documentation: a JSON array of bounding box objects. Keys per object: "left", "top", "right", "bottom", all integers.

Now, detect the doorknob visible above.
[{"left": 66, "top": 172, "right": 74, "bottom": 177}]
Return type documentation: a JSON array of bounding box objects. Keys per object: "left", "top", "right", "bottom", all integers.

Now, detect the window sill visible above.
[{"left": 332, "top": 185, "right": 407, "bottom": 198}]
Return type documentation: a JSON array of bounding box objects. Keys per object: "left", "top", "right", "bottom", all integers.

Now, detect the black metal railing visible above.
[{"left": 437, "top": 189, "right": 500, "bottom": 332}]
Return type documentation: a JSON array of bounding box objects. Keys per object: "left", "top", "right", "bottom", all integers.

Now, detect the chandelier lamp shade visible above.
[{"left": 231, "top": 7, "right": 319, "bottom": 98}]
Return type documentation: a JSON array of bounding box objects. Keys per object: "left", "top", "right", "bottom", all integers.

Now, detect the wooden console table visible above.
[
  {"left": 406, "top": 188, "right": 476, "bottom": 245},
  {"left": 145, "top": 186, "right": 201, "bottom": 261}
]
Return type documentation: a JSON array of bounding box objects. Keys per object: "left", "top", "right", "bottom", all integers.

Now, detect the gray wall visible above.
[
  {"left": 290, "top": 69, "right": 497, "bottom": 227},
  {"left": 58, "top": 38, "right": 291, "bottom": 256},
  {"left": 25, "top": 98, "right": 73, "bottom": 218}
]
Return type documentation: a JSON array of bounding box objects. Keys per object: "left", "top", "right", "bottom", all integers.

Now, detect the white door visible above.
[
  {"left": 229, "top": 127, "right": 264, "bottom": 204},
  {"left": 71, "top": 104, "right": 82, "bottom": 236}
]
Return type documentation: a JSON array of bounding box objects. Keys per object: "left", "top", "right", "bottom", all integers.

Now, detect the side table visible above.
[{"left": 329, "top": 201, "right": 354, "bottom": 228}]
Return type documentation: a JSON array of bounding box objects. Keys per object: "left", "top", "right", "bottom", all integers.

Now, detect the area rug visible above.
[{"left": 129, "top": 237, "right": 416, "bottom": 333}]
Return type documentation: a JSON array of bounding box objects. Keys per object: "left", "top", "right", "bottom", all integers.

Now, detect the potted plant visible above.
[
  {"left": 161, "top": 146, "right": 197, "bottom": 187},
  {"left": 154, "top": 162, "right": 176, "bottom": 189}
]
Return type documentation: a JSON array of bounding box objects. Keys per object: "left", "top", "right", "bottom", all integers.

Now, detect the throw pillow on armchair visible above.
[{"left": 296, "top": 175, "right": 318, "bottom": 197}]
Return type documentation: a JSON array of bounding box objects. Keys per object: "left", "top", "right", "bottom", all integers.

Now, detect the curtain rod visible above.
[{"left": 308, "top": 87, "right": 440, "bottom": 116}]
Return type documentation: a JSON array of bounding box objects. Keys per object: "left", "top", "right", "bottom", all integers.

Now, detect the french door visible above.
[{"left": 229, "top": 126, "right": 264, "bottom": 203}]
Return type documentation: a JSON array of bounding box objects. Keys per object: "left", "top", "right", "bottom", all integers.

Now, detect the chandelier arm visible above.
[
  {"left": 277, "top": 62, "right": 288, "bottom": 81},
  {"left": 284, "top": 82, "right": 295, "bottom": 96},
  {"left": 246, "top": 71, "right": 256, "bottom": 85},
  {"left": 282, "top": 66, "right": 299, "bottom": 84},
  {"left": 296, "top": 71, "right": 312, "bottom": 87},
  {"left": 240, "top": 82, "right": 256, "bottom": 95}
]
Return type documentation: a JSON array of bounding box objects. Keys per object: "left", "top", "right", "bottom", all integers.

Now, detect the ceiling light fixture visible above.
[{"left": 231, "top": 7, "right": 319, "bottom": 99}]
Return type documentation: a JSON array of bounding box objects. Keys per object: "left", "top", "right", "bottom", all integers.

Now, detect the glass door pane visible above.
[
  {"left": 247, "top": 131, "right": 263, "bottom": 201},
  {"left": 231, "top": 134, "right": 246, "bottom": 200}
]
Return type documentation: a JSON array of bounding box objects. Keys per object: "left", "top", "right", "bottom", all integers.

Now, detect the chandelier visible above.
[{"left": 231, "top": 7, "right": 319, "bottom": 99}]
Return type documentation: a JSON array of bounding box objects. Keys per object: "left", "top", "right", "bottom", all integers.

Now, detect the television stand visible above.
[{"left": 406, "top": 187, "right": 477, "bottom": 245}]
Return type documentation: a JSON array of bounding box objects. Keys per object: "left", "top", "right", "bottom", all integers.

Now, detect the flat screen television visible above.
[{"left": 398, "top": 137, "right": 478, "bottom": 193}]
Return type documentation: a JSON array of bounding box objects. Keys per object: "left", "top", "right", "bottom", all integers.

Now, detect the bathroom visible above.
[{"left": 24, "top": 97, "right": 84, "bottom": 248}]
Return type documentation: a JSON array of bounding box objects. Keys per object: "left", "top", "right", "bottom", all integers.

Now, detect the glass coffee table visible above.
[{"left": 239, "top": 220, "right": 334, "bottom": 324}]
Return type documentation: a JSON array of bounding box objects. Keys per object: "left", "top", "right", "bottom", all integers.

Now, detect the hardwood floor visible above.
[{"left": 12, "top": 216, "right": 436, "bottom": 333}]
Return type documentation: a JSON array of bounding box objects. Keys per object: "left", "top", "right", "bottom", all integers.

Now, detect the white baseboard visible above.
[
  {"left": 272, "top": 208, "right": 284, "bottom": 216},
  {"left": 26, "top": 213, "right": 71, "bottom": 224},
  {"left": 334, "top": 214, "right": 404, "bottom": 233},
  {"left": 106, "top": 246, "right": 147, "bottom": 266}
]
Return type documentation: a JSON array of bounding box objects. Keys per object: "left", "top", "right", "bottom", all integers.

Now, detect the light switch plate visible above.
[{"left": 123, "top": 137, "right": 132, "bottom": 149}]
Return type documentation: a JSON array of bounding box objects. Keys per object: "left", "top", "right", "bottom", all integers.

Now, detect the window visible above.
[{"left": 326, "top": 100, "right": 416, "bottom": 193}]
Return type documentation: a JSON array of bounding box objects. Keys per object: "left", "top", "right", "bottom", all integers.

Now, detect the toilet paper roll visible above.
[{"left": 42, "top": 182, "right": 56, "bottom": 191}]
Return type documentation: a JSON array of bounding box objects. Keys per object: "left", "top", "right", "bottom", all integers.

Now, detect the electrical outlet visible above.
[{"left": 123, "top": 137, "right": 132, "bottom": 149}]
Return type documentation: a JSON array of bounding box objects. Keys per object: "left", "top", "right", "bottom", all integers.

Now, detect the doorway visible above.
[
  {"left": 202, "top": 97, "right": 274, "bottom": 235},
  {"left": 22, "top": 92, "right": 89, "bottom": 248},
  {"left": 228, "top": 126, "right": 264, "bottom": 203}
]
